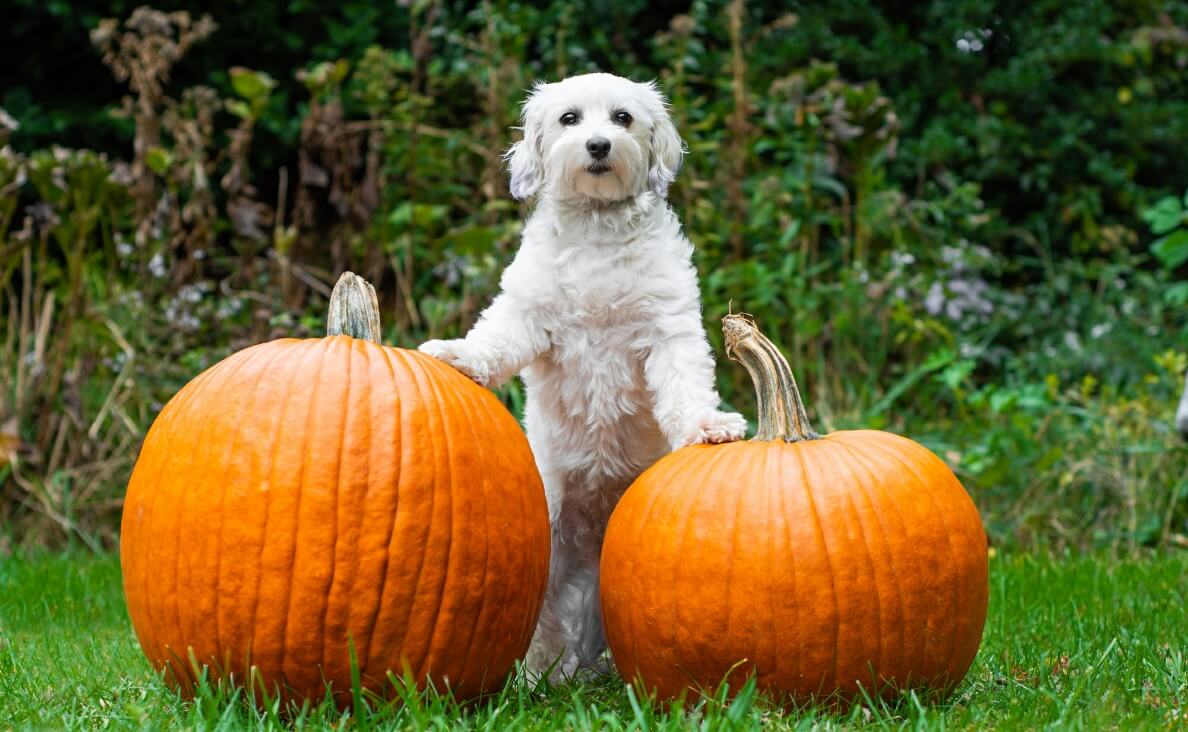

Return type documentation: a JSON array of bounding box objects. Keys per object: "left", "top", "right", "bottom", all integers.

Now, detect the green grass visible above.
[{"left": 1, "top": 552, "right": 1185, "bottom": 730}]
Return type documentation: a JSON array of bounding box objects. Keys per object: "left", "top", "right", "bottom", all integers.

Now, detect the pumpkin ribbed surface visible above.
[
  {"left": 600, "top": 315, "right": 988, "bottom": 702},
  {"left": 120, "top": 335, "right": 550, "bottom": 702},
  {"left": 601, "top": 432, "right": 987, "bottom": 701}
]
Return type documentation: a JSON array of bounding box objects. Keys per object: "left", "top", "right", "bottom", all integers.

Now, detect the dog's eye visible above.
[
  {"left": 613, "top": 111, "right": 633, "bottom": 126},
  {"left": 559, "top": 111, "right": 580, "bottom": 126}
]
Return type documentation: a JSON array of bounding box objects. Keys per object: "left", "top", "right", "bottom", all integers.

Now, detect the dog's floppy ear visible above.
[
  {"left": 506, "top": 83, "right": 548, "bottom": 201},
  {"left": 644, "top": 82, "right": 685, "bottom": 198}
]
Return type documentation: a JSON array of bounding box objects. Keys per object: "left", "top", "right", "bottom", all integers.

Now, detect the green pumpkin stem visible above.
[
  {"left": 722, "top": 313, "right": 820, "bottom": 442},
  {"left": 327, "top": 271, "right": 382, "bottom": 343}
]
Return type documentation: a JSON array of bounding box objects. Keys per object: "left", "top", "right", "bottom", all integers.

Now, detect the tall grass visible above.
[{"left": 2, "top": 551, "right": 1186, "bottom": 729}]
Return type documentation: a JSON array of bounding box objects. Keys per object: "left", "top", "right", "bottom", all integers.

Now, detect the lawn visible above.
[{"left": 0, "top": 552, "right": 1185, "bottom": 730}]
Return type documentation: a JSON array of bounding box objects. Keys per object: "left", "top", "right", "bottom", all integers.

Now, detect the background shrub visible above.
[{"left": 1, "top": 0, "right": 1185, "bottom": 552}]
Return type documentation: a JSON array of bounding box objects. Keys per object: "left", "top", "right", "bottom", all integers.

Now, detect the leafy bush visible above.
[{"left": 1, "top": 1, "right": 1185, "bottom": 552}]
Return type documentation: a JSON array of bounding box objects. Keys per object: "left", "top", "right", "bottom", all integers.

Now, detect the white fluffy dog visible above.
[{"left": 419, "top": 72, "right": 746, "bottom": 679}]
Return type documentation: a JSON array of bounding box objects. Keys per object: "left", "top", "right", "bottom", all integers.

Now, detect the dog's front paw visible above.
[
  {"left": 418, "top": 339, "right": 492, "bottom": 387},
  {"left": 682, "top": 410, "right": 748, "bottom": 447}
]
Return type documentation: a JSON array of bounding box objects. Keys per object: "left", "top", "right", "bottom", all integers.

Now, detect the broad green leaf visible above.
[
  {"left": 387, "top": 201, "right": 413, "bottom": 226},
  {"left": 989, "top": 389, "right": 1017, "bottom": 413},
  {"left": 1140, "top": 195, "right": 1184, "bottom": 235},
  {"left": 938, "top": 359, "right": 976, "bottom": 390},
  {"left": 229, "top": 67, "right": 276, "bottom": 101},
  {"left": 1152, "top": 229, "right": 1188, "bottom": 268},
  {"left": 225, "top": 99, "right": 252, "bottom": 120},
  {"left": 1163, "top": 281, "right": 1188, "bottom": 306}
]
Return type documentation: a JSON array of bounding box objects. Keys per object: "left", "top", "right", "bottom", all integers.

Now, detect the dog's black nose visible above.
[{"left": 586, "top": 137, "right": 611, "bottom": 160}]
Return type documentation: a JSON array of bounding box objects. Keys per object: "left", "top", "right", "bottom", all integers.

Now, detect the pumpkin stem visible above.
[
  {"left": 722, "top": 313, "right": 820, "bottom": 442},
  {"left": 327, "top": 272, "right": 382, "bottom": 343}
]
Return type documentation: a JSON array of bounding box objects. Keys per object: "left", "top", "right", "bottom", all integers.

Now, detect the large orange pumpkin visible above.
[
  {"left": 121, "top": 273, "right": 550, "bottom": 703},
  {"left": 600, "top": 314, "right": 988, "bottom": 703}
]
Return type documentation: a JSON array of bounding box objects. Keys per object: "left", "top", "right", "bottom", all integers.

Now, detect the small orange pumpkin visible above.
[
  {"left": 121, "top": 273, "right": 550, "bottom": 703},
  {"left": 600, "top": 314, "right": 988, "bottom": 702}
]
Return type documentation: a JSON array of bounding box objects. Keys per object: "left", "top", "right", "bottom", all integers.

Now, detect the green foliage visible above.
[
  {"left": 226, "top": 68, "right": 276, "bottom": 122},
  {"left": 3, "top": 552, "right": 1187, "bottom": 729},
  {"left": 1142, "top": 189, "right": 1188, "bottom": 309},
  {"left": 930, "top": 354, "right": 1188, "bottom": 548},
  {"left": 1143, "top": 189, "right": 1188, "bottom": 275},
  {"left": 1, "top": 2, "right": 1187, "bottom": 551}
]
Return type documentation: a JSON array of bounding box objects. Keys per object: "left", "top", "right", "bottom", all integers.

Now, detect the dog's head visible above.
[{"left": 506, "top": 73, "right": 684, "bottom": 203}]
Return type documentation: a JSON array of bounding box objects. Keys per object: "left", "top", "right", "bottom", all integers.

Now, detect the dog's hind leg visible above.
[
  {"left": 526, "top": 470, "right": 624, "bottom": 681},
  {"left": 526, "top": 538, "right": 604, "bottom": 680}
]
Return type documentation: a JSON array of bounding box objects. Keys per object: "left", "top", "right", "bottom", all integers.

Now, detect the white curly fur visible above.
[{"left": 419, "top": 73, "right": 746, "bottom": 680}]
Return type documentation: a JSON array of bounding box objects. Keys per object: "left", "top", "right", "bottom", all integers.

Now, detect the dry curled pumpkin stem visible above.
[
  {"left": 327, "top": 271, "right": 381, "bottom": 343},
  {"left": 723, "top": 313, "right": 819, "bottom": 442}
]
